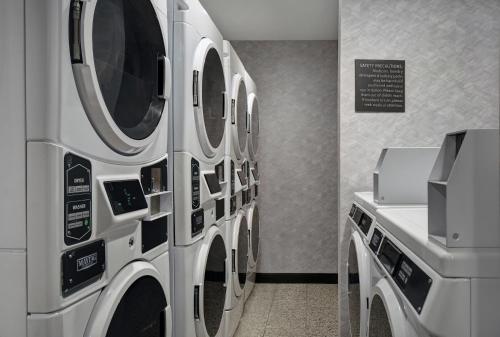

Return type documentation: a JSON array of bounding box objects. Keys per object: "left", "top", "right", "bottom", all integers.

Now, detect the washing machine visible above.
[
  {"left": 0, "top": 0, "right": 173, "bottom": 335},
  {"left": 172, "top": 0, "right": 228, "bottom": 248},
  {"left": 224, "top": 209, "right": 249, "bottom": 337},
  {"left": 369, "top": 130, "right": 500, "bottom": 337},
  {"left": 172, "top": 223, "right": 231, "bottom": 337},
  {"left": 346, "top": 203, "right": 373, "bottom": 337},
  {"left": 244, "top": 199, "right": 260, "bottom": 302}
]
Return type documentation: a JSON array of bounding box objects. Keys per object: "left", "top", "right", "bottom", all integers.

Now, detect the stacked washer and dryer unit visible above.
[
  {"left": 243, "top": 70, "right": 261, "bottom": 302},
  {"left": 222, "top": 41, "right": 250, "bottom": 337},
  {"left": 170, "top": 0, "right": 261, "bottom": 334},
  {"left": 1, "top": 0, "right": 174, "bottom": 336},
  {"left": 171, "top": 1, "right": 234, "bottom": 337}
]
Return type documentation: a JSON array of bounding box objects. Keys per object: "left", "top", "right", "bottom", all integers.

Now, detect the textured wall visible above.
[
  {"left": 232, "top": 41, "right": 338, "bottom": 274},
  {"left": 338, "top": 0, "right": 500, "bottom": 336}
]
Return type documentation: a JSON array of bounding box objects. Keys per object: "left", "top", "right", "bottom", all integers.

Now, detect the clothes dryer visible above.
[
  {"left": 0, "top": 0, "right": 174, "bottom": 335},
  {"left": 172, "top": 224, "right": 231, "bottom": 337},
  {"left": 244, "top": 200, "right": 260, "bottom": 302},
  {"left": 173, "top": 0, "right": 228, "bottom": 247},
  {"left": 224, "top": 209, "right": 249, "bottom": 337},
  {"left": 223, "top": 41, "right": 250, "bottom": 222},
  {"left": 245, "top": 71, "right": 259, "bottom": 163}
]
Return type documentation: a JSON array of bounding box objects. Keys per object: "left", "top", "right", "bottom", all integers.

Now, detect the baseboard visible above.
[{"left": 255, "top": 273, "right": 338, "bottom": 284}]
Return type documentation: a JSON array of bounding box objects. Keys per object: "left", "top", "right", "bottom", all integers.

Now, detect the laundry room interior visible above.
[{"left": 0, "top": 0, "right": 499, "bottom": 336}]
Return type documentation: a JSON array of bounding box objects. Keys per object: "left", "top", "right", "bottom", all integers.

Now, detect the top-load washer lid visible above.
[
  {"left": 231, "top": 74, "right": 248, "bottom": 159},
  {"left": 194, "top": 226, "right": 228, "bottom": 337},
  {"left": 248, "top": 94, "right": 259, "bottom": 160},
  {"left": 248, "top": 202, "right": 260, "bottom": 266},
  {"left": 193, "top": 41, "right": 226, "bottom": 158},
  {"left": 84, "top": 261, "right": 171, "bottom": 337},
  {"left": 70, "top": 0, "right": 169, "bottom": 155}
]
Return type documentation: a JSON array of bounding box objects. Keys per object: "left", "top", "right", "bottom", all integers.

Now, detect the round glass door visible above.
[
  {"left": 251, "top": 206, "right": 260, "bottom": 263},
  {"left": 106, "top": 276, "right": 168, "bottom": 337},
  {"left": 235, "top": 78, "right": 248, "bottom": 155},
  {"left": 203, "top": 235, "right": 227, "bottom": 337},
  {"left": 250, "top": 98, "right": 259, "bottom": 156},
  {"left": 200, "top": 48, "right": 226, "bottom": 151},
  {"left": 348, "top": 241, "right": 361, "bottom": 337},
  {"left": 368, "top": 295, "right": 393, "bottom": 337},
  {"left": 236, "top": 216, "right": 249, "bottom": 290},
  {"left": 70, "top": 0, "right": 167, "bottom": 152}
]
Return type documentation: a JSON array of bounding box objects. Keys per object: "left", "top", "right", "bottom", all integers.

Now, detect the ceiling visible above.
[{"left": 199, "top": 0, "right": 338, "bottom": 41}]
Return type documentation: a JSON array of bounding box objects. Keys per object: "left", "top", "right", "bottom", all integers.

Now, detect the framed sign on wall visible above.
[{"left": 355, "top": 59, "right": 405, "bottom": 113}]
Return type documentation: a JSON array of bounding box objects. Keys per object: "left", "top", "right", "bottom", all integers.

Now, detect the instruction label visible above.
[{"left": 355, "top": 59, "right": 405, "bottom": 112}]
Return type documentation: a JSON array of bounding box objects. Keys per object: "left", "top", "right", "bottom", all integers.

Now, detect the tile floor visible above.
[{"left": 234, "top": 284, "right": 338, "bottom": 337}]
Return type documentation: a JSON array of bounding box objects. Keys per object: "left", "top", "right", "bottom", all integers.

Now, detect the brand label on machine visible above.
[
  {"left": 61, "top": 240, "right": 105, "bottom": 296},
  {"left": 64, "top": 153, "right": 92, "bottom": 245}
]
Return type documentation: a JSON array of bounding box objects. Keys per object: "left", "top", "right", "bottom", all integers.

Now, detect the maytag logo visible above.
[{"left": 77, "top": 253, "right": 98, "bottom": 271}]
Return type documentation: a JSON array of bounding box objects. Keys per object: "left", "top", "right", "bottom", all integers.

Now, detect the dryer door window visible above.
[
  {"left": 201, "top": 48, "right": 226, "bottom": 150},
  {"left": 251, "top": 206, "right": 260, "bottom": 262},
  {"left": 368, "top": 295, "right": 393, "bottom": 337},
  {"left": 204, "top": 235, "right": 227, "bottom": 337},
  {"left": 106, "top": 276, "right": 168, "bottom": 337},
  {"left": 92, "top": 0, "right": 165, "bottom": 140},
  {"left": 236, "top": 79, "right": 248, "bottom": 153},
  {"left": 70, "top": 0, "right": 167, "bottom": 152},
  {"left": 348, "top": 241, "right": 361, "bottom": 337},
  {"left": 237, "top": 216, "right": 249, "bottom": 289},
  {"left": 250, "top": 98, "right": 260, "bottom": 155}
]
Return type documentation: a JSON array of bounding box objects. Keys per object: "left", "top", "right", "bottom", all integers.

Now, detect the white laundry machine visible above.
[
  {"left": 172, "top": 223, "right": 231, "bottom": 337},
  {"left": 245, "top": 70, "right": 260, "bottom": 163},
  {"left": 244, "top": 199, "right": 260, "bottom": 302},
  {"left": 345, "top": 147, "right": 439, "bottom": 337},
  {"left": 0, "top": 0, "right": 174, "bottom": 335},
  {"left": 172, "top": 0, "right": 228, "bottom": 247},
  {"left": 346, "top": 204, "right": 373, "bottom": 337},
  {"left": 370, "top": 129, "right": 500, "bottom": 337},
  {"left": 224, "top": 209, "right": 249, "bottom": 337},
  {"left": 223, "top": 41, "right": 250, "bottom": 222}
]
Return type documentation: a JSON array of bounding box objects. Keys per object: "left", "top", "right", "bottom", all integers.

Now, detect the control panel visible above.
[
  {"left": 191, "top": 158, "right": 200, "bottom": 209},
  {"left": 205, "top": 173, "right": 222, "bottom": 194},
  {"left": 349, "top": 204, "right": 372, "bottom": 237},
  {"left": 371, "top": 228, "right": 432, "bottom": 314},
  {"left": 103, "top": 180, "right": 148, "bottom": 216},
  {"left": 64, "top": 153, "right": 92, "bottom": 246}
]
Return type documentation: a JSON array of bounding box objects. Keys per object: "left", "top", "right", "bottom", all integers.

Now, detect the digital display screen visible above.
[
  {"left": 237, "top": 170, "right": 247, "bottom": 185},
  {"left": 369, "top": 228, "right": 383, "bottom": 253},
  {"left": 358, "top": 213, "right": 373, "bottom": 235},
  {"left": 378, "top": 238, "right": 402, "bottom": 275},
  {"left": 349, "top": 204, "right": 357, "bottom": 217},
  {"left": 396, "top": 260, "right": 413, "bottom": 286},
  {"left": 352, "top": 208, "right": 363, "bottom": 224},
  {"left": 205, "top": 173, "right": 221, "bottom": 194},
  {"left": 104, "top": 180, "right": 148, "bottom": 216}
]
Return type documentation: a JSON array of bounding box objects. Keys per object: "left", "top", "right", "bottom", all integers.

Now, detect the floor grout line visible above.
[{"left": 260, "top": 285, "right": 276, "bottom": 337}]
